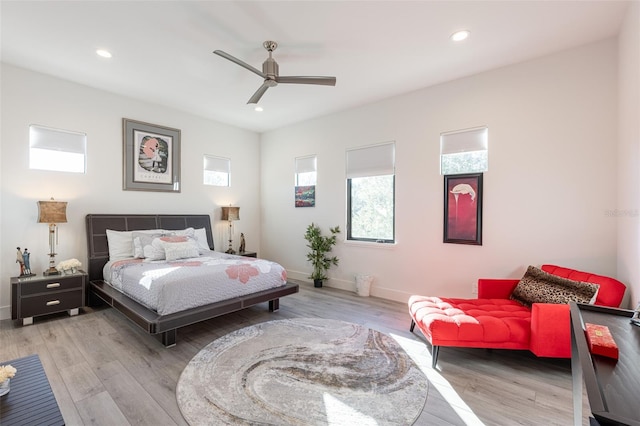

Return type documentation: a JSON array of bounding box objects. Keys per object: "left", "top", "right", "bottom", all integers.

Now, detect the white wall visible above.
[
  {"left": 260, "top": 39, "right": 620, "bottom": 303},
  {"left": 617, "top": 1, "right": 640, "bottom": 309},
  {"left": 0, "top": 64, "right": 261, "bottom": 319}
]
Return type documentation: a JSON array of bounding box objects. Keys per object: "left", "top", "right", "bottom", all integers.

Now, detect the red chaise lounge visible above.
[{"left": 408, "top": 264, "right": 626, "bottom": 368}]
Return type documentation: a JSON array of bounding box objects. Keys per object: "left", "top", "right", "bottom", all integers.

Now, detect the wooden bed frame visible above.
[{"left": 85, "top": 214, "right": 299, "bottom": 347}]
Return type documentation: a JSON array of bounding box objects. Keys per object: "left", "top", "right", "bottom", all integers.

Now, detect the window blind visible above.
[
  {"left": 204, "top": 155, "right": 230, "bottom": 173},
  {"left": 346, "top": 142, "right": 395, "bottom": 178},
  {"left": 29, "top": 124, "right": 86, "bottom": 154},
  {"left": 440, "top": 127, "right": 488, "bottom": 155}
]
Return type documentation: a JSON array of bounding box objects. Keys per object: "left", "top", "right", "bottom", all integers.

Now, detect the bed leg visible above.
[
  {"left": 269, "top": 298, "right": 280, "bottom": 312},
  {"left": 161, "top": 329, "right": 177, "bottom": 348}
]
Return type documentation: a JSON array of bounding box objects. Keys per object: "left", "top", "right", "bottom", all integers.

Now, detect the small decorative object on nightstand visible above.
[
  {"left": 11, "top": 269, "right": 86, "bottom": 326},
  {"left": 239, "top": 233, "right": 246, "bottom": 253}
]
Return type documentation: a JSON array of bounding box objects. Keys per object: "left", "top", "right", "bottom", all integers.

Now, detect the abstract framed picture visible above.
[
  {"left": 444, "top": 173, "right": 483, "bottom": 245},
  {"left": 123, "top": 118, "right": 181, "bottom": 192},
  {"left": 295, "top": 185, "right": 316, "bottom": 207}
]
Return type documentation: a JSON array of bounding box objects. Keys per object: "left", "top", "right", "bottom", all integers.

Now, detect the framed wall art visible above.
[
  {"left": 444, "top": 173, "right": 483, "bottom": 245},
  {"left": 123, "top": 118, "right": 181, "bottom": 192},
  {"left": 295, "top": 185, "right": 316, "bottom": 207}
]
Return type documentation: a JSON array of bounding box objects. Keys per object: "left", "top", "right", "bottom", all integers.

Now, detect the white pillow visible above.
[
  {"left": 106, "top": 230, "right": 134, "bottom": 260},
  {"left": 173, "top": 227, "right": 211, "bottom": 252}
]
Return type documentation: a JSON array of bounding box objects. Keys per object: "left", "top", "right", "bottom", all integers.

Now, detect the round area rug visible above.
[{"left": 176, "top": 318, "right": 428, "bottom": 425}]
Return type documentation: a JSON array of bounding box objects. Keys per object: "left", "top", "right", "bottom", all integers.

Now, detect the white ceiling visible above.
[{"left": 1, "top": 1, "right": 630, "bottom": 133}]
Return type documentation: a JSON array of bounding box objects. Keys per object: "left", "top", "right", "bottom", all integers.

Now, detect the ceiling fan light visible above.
[
  {"left": 254, "top": 106, "right": 264, "bottom": 112},
  {"left": 450, "top": 30, "right": 470, "bottom": 42}
]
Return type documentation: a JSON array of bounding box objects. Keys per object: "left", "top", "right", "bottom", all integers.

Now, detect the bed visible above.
[{"left": 85, "top": 214, "right": 299, "bottom": 347}]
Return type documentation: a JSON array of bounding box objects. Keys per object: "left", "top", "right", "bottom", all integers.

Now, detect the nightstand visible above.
[
  {"left": 238, "top": 251, "right": 257, "bottom": 258},
  {"left": 11, "top": 270, "right": 87, "bottom": 325}
]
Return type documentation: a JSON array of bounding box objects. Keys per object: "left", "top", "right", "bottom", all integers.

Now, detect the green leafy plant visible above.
[{"left": 304, "top": 223, "right": 340, "bottom": 281}]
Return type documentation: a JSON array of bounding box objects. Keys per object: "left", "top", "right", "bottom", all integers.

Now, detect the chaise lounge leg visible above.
[
  {"left": 410, "top": 319, "right": 416, "bottom": 332},
  {"left": 431, "top": 345, "right": 440, "bottom": 369}
]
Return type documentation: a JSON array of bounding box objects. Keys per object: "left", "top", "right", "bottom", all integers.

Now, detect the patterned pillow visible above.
[
  {"left": 155, "top": 235, "right": 200, "bottom": 261},
  {"left": 132, "top": 232, "right": 165, "bottom": 259},
  {"left": 510, "top": 265, "right": 599, "bottom": 308}
]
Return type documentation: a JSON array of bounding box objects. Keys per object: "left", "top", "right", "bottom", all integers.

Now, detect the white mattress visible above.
[{"left": 103, "top": 251, "right": 287, "bottom": 315}]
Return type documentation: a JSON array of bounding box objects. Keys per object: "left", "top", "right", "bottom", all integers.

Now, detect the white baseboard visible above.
[
  {"left": 0, "top": 305, "right": 11, "bottom": 321},
  {"left": 286, "top": 269, "right": 412, "bottom": 303}
]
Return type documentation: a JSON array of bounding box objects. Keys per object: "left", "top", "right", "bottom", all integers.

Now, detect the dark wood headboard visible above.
[{"left": 85, "top": 214, "right": 214, "bottom": 282}]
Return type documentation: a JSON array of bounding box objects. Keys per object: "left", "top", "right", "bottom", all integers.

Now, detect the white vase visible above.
[{"left": 0, "top": 378, "right": 10, "bottom": 397}]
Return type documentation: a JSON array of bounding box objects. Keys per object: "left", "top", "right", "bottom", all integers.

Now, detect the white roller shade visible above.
[
  {"left": 29, "top": 124, "right": 86, "bottom": 154},
  {"left": 346, "top": 142, "right": 395, "bottom": 178},
  {"left": 295, "top": 155, "right": 316, "bottom": 173},
  {"left": 440, "top": 127, "right": 488, "bottom": 155},
  {"left": 204, "top": 155, "right": 230, "bottom": 173}
]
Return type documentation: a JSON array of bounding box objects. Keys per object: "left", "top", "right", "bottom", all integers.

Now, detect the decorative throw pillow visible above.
[
  {"left": 154, "top": 235, "right": 200, "bottom": 261},
  {"left": 172, "top": 227, "right": 211, "bottom": 253},
  {"left": 132, "top": 232, "right": 165, "bottom": 260},
  {"left": 510, "top": 265, "right": 599, "bottom": 308}
]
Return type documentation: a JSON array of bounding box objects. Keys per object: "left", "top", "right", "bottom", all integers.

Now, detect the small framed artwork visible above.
[
  {"left": 123, "top": 118, "right": 181, "bottom": 192},
  {"left": 444, "top": 173, "right": 483, "bottom": 245},
  {"left": 295, "top": 185, "right": 316, "bottom": 207}
]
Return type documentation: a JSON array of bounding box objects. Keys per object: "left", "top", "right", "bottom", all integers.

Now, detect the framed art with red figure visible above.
[{"left": 443, "top": 173, "right": 483, "bottom": 245}]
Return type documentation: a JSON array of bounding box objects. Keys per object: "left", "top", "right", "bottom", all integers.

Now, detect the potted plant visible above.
[{"left": 304, "top": 223, "right": 340, "bottom": 287}]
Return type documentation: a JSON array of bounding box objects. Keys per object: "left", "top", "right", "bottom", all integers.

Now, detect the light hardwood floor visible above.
[{"left": 0, "top": 281, "right": 590, "bottom": 425}]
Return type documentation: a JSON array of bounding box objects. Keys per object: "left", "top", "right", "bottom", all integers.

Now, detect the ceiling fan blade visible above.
[
  {"left": 213, "top": 50, "right": 266, "bottom": 79},
  {"left": 247, "top": 82, "right": 271, "bottom": 104},
  {"left": 276, "top": 76, "right": 336, "bottom": 86}
]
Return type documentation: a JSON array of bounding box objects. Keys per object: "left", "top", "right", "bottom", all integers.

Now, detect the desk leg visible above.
[{"left": 571, "top": 324, "right": 582, "bottom": 426}]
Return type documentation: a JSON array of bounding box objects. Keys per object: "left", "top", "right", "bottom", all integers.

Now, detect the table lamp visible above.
[
  {"left": 221, "top": 206, "right": 240, "bottom": 254},
  {"left": 37, "top": 198, "right": 67, "bottom": 276}
]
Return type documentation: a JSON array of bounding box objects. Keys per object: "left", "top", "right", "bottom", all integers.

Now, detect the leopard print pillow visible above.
[{"left": 510, "top": 265, "right": 599, "bottom": 308}]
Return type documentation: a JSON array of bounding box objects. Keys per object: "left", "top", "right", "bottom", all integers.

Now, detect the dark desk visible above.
[
  {"left": 570, "top": 303, "right": 640, "bottom": 426},
  {"left": 0, "top": 354, "right": 64, "bottom": 425}
]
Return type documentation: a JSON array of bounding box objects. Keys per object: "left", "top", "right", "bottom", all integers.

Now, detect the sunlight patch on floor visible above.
[
  {"left": 390, "top": 333, "right": 486, "bottom": 426},
  {"left": 323, "top": 393, "right": 378, "bottom": 426}
]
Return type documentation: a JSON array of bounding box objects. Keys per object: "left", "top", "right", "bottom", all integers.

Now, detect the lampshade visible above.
[
  {"left": 37, "top": 199, "right": 68, "bottom": 224},
  {"left": 221, "top": 206, "right": 240, "bottom": 221}
]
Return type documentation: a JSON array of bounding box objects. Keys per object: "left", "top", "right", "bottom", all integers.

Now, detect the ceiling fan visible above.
[{"left": 214, "top": 41, "right": 337, "bottom": 104}]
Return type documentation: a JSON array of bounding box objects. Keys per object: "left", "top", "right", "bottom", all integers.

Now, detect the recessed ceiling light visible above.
[
  {"left": 96, "top": 49, "right": 112, "bottom": 58},
  {"left": 254, "top": 106, "right": 264, "bottom": 112},
  {"left": 450, "top": 30, "right": 470, "bottom": 42}
]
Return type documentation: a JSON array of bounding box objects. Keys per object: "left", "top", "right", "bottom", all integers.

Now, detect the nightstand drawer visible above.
[
  {"left": 20, "top": 275, "right": 83, "bottom": 296},
  {"left": 20, "top": 290, "right": 83, "bottom": 317}
]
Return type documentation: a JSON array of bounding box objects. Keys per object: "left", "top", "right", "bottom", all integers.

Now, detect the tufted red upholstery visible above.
[{"left": 409, "top": 265, "right": 627, "bottom": 368}]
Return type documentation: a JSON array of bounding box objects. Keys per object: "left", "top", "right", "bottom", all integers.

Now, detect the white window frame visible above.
[
  {"left": 440, "top": 126, "right": 488, "bottom": 175},
  {"left": 295, "top": 155, "right": 317, "bottom": 186},
  {"left": 203, "top": 154, "right": 231, "bottom": 187}
]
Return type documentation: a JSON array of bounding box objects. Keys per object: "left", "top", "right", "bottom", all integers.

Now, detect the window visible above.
[
  {"left": 203, "top": 155, "right": 230, "bottom": 186},
  {"left": 440, "top": 126, "right": 488, "bottom": 175},
  {"left": 346, "top": 142, "right": 395, "bottom": 242},
  {"left": 295, "top": 155, "right": 317, "bottom": 186},
  {"left": 29, "top": 125, "right": 86, "bottom": 173}
]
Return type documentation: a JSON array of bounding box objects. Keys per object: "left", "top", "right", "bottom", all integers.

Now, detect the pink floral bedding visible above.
[{"left": 104, "top": 251, "right": 287, "bottom": 315}]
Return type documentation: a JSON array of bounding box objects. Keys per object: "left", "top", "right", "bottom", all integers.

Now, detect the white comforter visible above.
[{"left": 103, "top": 251, "right": 287, "bottom": 315}]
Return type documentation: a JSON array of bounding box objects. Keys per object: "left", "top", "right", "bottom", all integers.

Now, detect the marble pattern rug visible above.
[{"left": 176, "top": 318, "right": 428, "bottom": 425}]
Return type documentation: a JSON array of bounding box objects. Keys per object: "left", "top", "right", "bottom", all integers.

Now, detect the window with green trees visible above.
[{"left": 346, "top": 142, "right": 395, "bottom": 243}]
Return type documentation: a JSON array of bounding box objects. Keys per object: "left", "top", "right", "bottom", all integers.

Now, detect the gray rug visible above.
[{"left": 176, "top": 318, "right": 428, "bottom": 425}]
